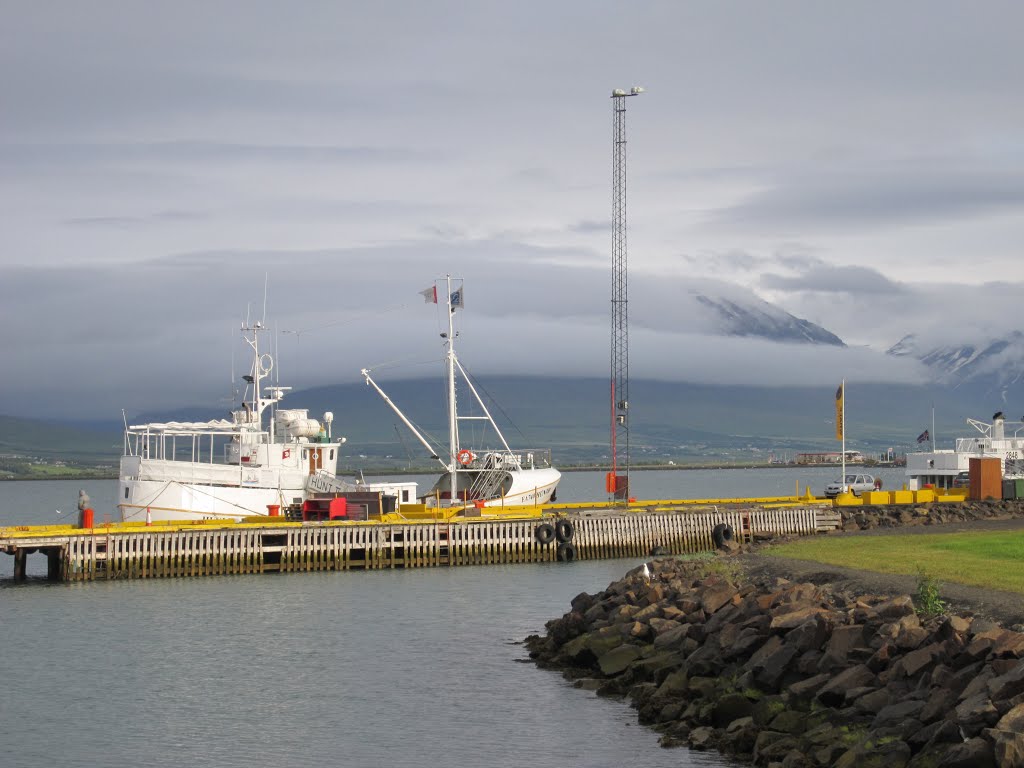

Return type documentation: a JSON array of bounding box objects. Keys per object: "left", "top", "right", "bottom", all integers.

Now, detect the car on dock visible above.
[{"left": 825, "top": 474, "right": 877, "bottom": 498}]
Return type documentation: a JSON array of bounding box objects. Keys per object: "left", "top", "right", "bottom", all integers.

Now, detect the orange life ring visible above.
[{"left": 456, "top": 449, "right": 474, "bottom": 466}]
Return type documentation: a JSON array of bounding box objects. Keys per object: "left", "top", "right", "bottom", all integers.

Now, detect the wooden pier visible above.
[{"left": 1, "top": 506, "right": 838, "bottom": 583}]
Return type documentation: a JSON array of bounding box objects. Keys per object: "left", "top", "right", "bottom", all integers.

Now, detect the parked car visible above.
[
  {"left": 952, "top": 471, "right": 970, "bottom": 488},
  {"left": 825, "top": 474, "right": 877, "bottom": 498}
]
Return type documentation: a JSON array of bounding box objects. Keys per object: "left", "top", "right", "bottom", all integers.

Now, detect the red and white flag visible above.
[{"left": 420, "top": 286, "right": 437, "bottom": 303}]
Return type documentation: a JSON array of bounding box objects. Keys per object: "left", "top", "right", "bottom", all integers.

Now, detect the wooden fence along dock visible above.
[{"left": 1, "top": 506, "right": 839, "bottom": 583}]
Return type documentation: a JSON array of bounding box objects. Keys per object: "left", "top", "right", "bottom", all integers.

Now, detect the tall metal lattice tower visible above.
[{"left": 608, "top": 86, "right": 643, "bottom": 501}]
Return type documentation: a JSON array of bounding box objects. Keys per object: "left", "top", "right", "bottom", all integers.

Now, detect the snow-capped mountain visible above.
[
  {"left": 693, "top": 294, "right": 845, "bottom": 345},
  {"left": 887, "top": 332, "right": 1024, "bottom": 398}
]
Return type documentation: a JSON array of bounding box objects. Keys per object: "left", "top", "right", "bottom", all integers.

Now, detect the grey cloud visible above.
[
  {"left": 760, "top": 264, "right": 906, "bottom": 295},
  {"left": 712, "top": 168, "right": 1024, "bottom": 232},
  {"left": 0, "top": 239, "right": 909, "bottom": 418},
  {"left": 569, "top": 220, "right": 608, "bottom": 234},
  {"left": 65, "top": 210, "right": 207, "bottom": 228},
  {"left": 0, "top": 141, "right": 426, "bottom": 169}
]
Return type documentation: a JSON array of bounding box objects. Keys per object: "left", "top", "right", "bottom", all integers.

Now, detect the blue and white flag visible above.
[{"left": 449, "top": 288, "right": 464, "bottom": 308}]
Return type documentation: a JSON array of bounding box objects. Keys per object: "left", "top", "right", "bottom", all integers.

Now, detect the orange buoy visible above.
[{"left": 80, "top": 507, "right": 94, "bottom": 529}]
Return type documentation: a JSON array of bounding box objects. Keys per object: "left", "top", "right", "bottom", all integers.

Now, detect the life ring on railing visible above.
[
  {"left": 456, "top": 449, "right": 475, "bottom": 466},
  {"left": 555, "top": 519, "right": 575, "bottom": 543},
  {"left": 712, "top": 523, "right": 735, "bottom": 549}
]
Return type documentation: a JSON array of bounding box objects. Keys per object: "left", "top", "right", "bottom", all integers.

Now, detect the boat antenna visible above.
[{"left": 262, "top": 272, "right": 269, "bottom": 327}]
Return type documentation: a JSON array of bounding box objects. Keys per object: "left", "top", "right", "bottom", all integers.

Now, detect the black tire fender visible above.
[
  {"left": 534, "top": 523, "right": 555, "bottom": 545},
  {"left": 556, "top": 541, "right": 577, "bottom": 562},
  {"left": 712, "top": 523, "right": 734, "bottom": 548},
  {"left": 555, "top": 519, "right": 575, "bottom": 543}
]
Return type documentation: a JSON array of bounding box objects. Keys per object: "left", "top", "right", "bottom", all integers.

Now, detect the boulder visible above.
[
  {"left": 767, "top": 708, "right": 808, "bottom": 735},
  {"left": 597, "top": 644, "right": 642, "bottom": 676},
  {"left": 828, "top": 623, "right": 869, "bottom": 659},
  {"left": 988, "top": 660, "right": 1024, "bottom": 702},
  {"left": 834, "top": 738, "right": 912, "bottom": 768},
  {"left": 711, "top": 692, "right": 755, "bottom": 727},
  {"left": 687, "top": 725, "right": 716, "bottom": 750},
  {"left": 699, "top": 582, "right": 737, "bottom": 615},
  {"left": 936, "top": 736, "right": 995, "bottom": 768},
  {"left": 872, "top": 699, "right": 925, "bottom": 728},
  {"left": 894, "top": 642, "right": 942, "bottom": 678},
  {"left": 752, "top": 730, "right": 799, "bottom": 764},
  {"left": 954, "top": 692, "right": 999, "bottom": 733},
  {"left": 874, "top": 595, "right": 916, "bottom": 620},
  {"left": 787, "top": 672, "right": 831, "bottom": 700},
  {"left": 817, "top": 664, "right": 878, "bottom": 707},
  {"left": 985, "top": 726, "right": 1024, "bottom": 768},
  {"left": 753, "top": 643, "right": 799, "bottom": 691}
]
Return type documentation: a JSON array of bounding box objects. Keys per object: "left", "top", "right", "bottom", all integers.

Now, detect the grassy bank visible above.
[{"left": 767, "top": 530, "right": 1024, "bottom": 595}]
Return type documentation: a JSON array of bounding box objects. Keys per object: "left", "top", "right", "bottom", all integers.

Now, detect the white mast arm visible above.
[
  {"left": 452, "top": 356, "right": 513, "bottom": 453},
  {"left": 361, "top": 369, "right": 450, "bottom": 470}
]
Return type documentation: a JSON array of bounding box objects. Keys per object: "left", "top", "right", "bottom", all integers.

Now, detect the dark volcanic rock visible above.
[{"left": 526, "top": 556, "right": 1024, "bottom": 768}]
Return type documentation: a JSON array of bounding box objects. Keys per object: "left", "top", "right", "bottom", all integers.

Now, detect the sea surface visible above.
[
  {"left": 0, "top": 468, "right": 907, "bottom": 767},
  {"left": 0, "top": 477, "right": 757, "bottom": 768}
]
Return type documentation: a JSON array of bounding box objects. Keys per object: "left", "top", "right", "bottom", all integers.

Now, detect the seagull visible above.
[
  {"left": 55, "top": 509, "right": 63, "bottom": 516},
  {"left": 641, "top": 562, "right": 651, "bottom": 584}
]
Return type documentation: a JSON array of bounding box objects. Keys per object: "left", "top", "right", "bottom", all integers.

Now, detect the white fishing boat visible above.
[
  {"left": 361, "top": 276, "right": 561, "bottom": 509},
  {"left": 905, "top": 412, "right": 1024, "bottom": 490},
  {"left": 119, "top": 318, "right": 415, "bottom": 523}
]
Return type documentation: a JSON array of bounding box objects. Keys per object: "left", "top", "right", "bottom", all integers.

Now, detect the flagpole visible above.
[
  {"left": 931, "top": 402, "right": 936, "bottom": 451},
  {"left": 841, "top": 379, "right": 846, "bottom": 491}
]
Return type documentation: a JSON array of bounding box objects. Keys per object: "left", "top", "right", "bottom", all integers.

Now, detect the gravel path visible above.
[{"left": 739, "top": 517, "right": 1024, "bottom": 629}]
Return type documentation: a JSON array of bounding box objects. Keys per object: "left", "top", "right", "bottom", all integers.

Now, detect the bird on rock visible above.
[{"left": 641, "top": 562, "right": 651, "bottom": 584}]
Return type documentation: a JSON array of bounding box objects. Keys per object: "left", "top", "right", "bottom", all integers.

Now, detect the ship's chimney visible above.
[{"left": 993, "top": 411, "right": 1005, "bottom": 440}]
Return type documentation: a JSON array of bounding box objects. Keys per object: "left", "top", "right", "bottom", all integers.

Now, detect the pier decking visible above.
[{"left": 1, "top": 504, "right": 838, "bottom": 582}]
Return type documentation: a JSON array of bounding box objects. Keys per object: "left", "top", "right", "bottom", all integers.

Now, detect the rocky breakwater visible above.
[
  {"left": 838, "top": 500, "right": 1024, "bottom": 531},
  {"left": 525, "top": 558, "right": 1024, "bottom": 768}
]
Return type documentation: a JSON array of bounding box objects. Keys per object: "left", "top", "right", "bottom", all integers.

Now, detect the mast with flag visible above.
[{"left": 835, "top": 380, "right": 846, "bottom": 490}]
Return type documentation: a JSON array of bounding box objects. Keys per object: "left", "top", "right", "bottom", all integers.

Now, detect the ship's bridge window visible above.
[
  {"left": 124, "top": 487, "right": 129, "bottom": 499},
  {"left": 402, "top": 489, "right": 409, "bottom": 502}
]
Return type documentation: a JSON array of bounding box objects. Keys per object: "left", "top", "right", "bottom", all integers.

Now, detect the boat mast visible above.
[{"left": 445, "top": 274, "right": 459, "bottom": 502}]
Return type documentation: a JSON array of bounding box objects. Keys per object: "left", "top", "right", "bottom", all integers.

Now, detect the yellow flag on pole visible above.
[{"left": 835, "top": 383, "right": 844, "bottom": 441}]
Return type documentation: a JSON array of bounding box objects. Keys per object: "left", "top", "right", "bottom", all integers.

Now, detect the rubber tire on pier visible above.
[
  {"left": 712, "top": 523, "right": 734, "bottom": 549},
  {"left": 534, "top": 523, "right": 556, "bottom": 545},
  {"left": 556, "top": 541, "right": 577, "bottom": 562},
  {"left": 555, "top": 519, "right": 575, "bottom": 543}
]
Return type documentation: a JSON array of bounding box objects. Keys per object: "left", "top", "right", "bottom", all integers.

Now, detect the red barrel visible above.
[
  {"left": 267, "top": 504, "right": 281, "bottom": 517},
  {"left": 79, "top": 507, "right": 94, "bottom": 528}
]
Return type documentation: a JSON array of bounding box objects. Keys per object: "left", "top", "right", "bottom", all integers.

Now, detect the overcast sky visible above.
[{"left": 2, "top": 2, "right": 1023, "bottom": 418}]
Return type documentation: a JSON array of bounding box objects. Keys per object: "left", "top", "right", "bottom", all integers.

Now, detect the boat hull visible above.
[{"left": 119, "top": 478, "right": 303, "bottom": 522}]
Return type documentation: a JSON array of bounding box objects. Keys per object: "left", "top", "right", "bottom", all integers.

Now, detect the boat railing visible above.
[
  {"left": 468, "top": 448, "right": 553, "bottom": 470},
  {"left": 124, "top": 424, "right": 271, "bottom": 465}
]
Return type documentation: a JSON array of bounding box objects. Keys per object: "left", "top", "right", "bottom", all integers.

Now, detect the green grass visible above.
[{"left": 768, "top": 530, "right": 1024, "bottom": 595}]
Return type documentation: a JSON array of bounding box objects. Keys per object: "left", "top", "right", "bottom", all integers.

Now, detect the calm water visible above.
[{"left": 0, "top": 479, "right": 734, "bottom": 768}]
